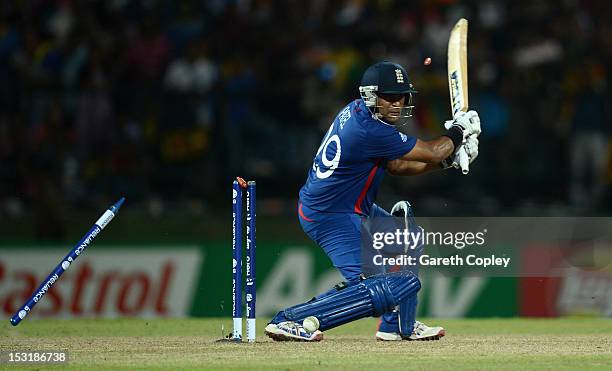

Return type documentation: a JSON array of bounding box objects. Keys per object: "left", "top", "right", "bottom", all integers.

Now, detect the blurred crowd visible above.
[{"left": 0, "top": 0, "right": 611, "bottom": 235}]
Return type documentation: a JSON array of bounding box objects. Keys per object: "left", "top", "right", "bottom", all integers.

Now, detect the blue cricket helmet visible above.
[
  {"left": 359, "top": 61, "right": 418, "bottom": 95},
  {"left": 358, "top": 61, "right": 418, "bottom": 122}
]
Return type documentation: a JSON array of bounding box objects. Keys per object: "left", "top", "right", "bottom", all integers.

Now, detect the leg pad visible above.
[{"left": 273, "top": 272, "right": 420, "bottom": 331}]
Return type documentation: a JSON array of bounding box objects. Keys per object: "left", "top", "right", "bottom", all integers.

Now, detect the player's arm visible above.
[
  {"left": 388, "top": 133, "right": 480, "bottom": 176},
  {"left": 386, "top": 136, "right": 456, "bottom": 176},
  {"left": 386, "top": 137, "right": 453, "bottom": 176},
  {"left": 398, "top": 137, "right": 456, "bottom": 164},
  {"left": 387, "top": 111, "right": 482, "bottom": 174},
  {"left": 386, "top": 158, "right": 442, "bottom": 176}
]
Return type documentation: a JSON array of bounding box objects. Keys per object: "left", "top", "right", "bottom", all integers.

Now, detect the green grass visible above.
[{"left": 1, "top": 317, "right": 611, "bottom": 370}]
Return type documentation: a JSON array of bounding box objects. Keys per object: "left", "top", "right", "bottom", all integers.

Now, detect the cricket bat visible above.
[{"left": 448, "top": 18, "right": 470, "bottom": 174}]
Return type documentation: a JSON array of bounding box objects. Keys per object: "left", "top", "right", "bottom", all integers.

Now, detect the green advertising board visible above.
[{"left": 0, "top": 242, "right": 517, "bottom": 319}]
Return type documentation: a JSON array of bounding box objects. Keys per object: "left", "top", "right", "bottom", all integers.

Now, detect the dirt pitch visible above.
[{"left": 1, "top": 317, "right": 611, "bottom": 370}]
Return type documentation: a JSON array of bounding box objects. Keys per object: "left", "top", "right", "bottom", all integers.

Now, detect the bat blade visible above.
[
  {"left": 448, "top": 18, "right": 469, "bottom": 118},
  {"left": 447, "top": 18, "right": 470, "bottom": 174}
]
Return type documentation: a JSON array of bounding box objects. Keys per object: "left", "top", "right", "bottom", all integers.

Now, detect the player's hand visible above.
[
  {"left": 440, "top": 155, "right": 452, "bottom": 169},
  {"left": 440, "top": 150, "right": 462, "bottom": 169},
  {"left": 441, "top": 135, "right": 478, "bottom": 170},
  {"left": 444, "top": 110, "right": 481, "bottom": 139}
]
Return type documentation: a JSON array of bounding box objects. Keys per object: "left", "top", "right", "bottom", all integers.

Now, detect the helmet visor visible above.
[{"left": 376, "top": 93, "right": 415, "bottom": 119}]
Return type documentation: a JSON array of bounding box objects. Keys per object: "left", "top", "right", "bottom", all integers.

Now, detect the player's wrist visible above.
[{"left": 442, "top": 126, "right": 463, "bottom": 150}]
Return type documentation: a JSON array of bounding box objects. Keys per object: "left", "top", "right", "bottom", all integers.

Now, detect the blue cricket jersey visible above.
[{"left": 299, "top": 99, "right": 417, "bottom": 215}]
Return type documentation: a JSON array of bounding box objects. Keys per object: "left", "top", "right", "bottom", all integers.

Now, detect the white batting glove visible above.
[
  {"left": 444, "top": 110, "right": 481, "bottom": 140},
  {"left": 463, "top": 134, "right": 479, "bottom": 164}
]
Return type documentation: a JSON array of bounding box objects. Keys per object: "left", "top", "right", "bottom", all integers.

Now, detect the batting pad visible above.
[{"left": 273, "top": 272, "right": 420, "bottom": 331}]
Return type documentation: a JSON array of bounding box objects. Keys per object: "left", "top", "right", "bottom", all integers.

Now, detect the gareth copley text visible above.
[{"left": 373, "top": 254, "right": 511, "bottom": 268}]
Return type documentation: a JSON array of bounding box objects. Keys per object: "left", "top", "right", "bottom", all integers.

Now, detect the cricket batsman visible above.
[{"left": 265, "top": 61, "right": 481, "bottom": 341}]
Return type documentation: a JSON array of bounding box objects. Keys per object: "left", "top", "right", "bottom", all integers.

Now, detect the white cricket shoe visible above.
[
  {"left": 408, "top": 320, "right": 445, "bottom": 340},
  {"left": 375, "top": 331, "right": 403, "bottom": 341},
  {"left": 265, "top": 321, "right": 324, "bottom": 342},
  {"left": 376, "top": 320, "right": 445, "bottom": 341}
]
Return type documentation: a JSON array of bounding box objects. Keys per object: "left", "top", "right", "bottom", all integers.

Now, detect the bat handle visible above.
[{"left": 458, "top": 147, "right": 469, "bottom": 174}]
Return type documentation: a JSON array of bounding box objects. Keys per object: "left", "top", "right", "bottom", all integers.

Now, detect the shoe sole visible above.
[
  {"left": 409, "top": 329, "right": 445, "bottom": 341},
  {"left": 375, "top": 331, "right": 402, "bottom": 341},
  {"left": 376, "top": 329, "right": 446, "bottom": 341},
  {"left": 265, "top": 329, "right": 323, "bottom": 342}
]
